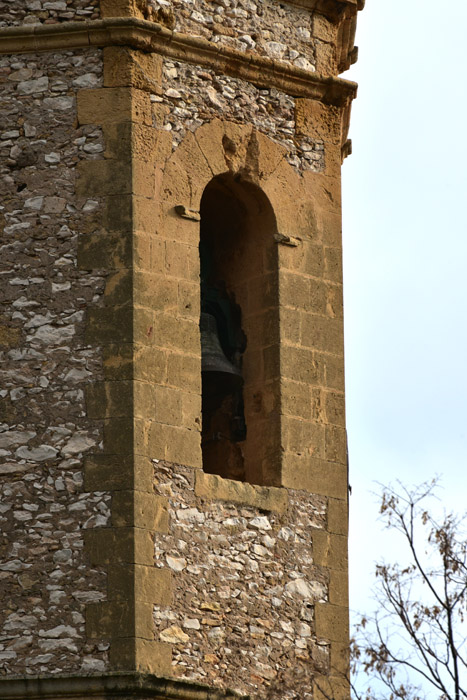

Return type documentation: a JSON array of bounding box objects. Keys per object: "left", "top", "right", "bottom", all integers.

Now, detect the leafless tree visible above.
[
  {"left": 263, "top": 480, "right": 467, "bottom": 700},
  {"left": 351, "top": 479, "right": 467, "bottom": 700}
]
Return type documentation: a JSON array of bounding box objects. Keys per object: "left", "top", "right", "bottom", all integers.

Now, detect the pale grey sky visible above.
[{"left": 342, "top": 0, "right": 467, "bottom": 615}]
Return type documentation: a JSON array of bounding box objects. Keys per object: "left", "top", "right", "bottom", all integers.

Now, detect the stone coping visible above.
[
  {"left": 257, "top": 0, "right": 364, "bottom": 18},
  {"left": 291, "top": 0, "right": 363, "bottom": 17},
  {"left": 0, "top": 673, "right": 249, "bottom": 699},
  {"left": 195, "top": 471, "right": 289, "bottom": 513},
  {"left": 0, "top": 18, "right": 358, "bottom": 105}
]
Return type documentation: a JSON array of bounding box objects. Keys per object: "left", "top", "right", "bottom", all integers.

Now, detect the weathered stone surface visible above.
[
  {"left": 0, "top": 48, "right": 109, "bottom": 677},
  {"left": 0, "top": 0, "right": 99, "bottom": 26},
  {"left": 0, "top": 0, "right": 354, "bottom": 688},
  {"left": 153, "top": 461, "right": 329, "bottom": 697},
  {"left": 158, "top": 61, "right": 325, "bottom": 174},
  {"left": 139, "top": 0, "right": 333, "bottom": 75},
  {"left": 160, "top": 625, "right": 190, "bottom": 644},
  {"left": 195, "top": 472, "right": 288, "bottom": 513}
]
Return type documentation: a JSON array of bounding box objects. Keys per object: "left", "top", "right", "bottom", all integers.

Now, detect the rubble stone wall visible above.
[
  {"left": 0, "top": 0, "right": 340, "bottom": 80},
  {"left": 150, "top": 0, "right": 317, "bottom": 70},
  {"left": 0, "top": 48, "right": 110, "bottom": 676},
  {"left": 153, "top": 462, "right": 329, "bottom": 699},
  {"left": 159, "top": 58, "right": 325, "bottom": 172},
  {"left": 0, "top": 0, "right": 100, "bottom": 27}
]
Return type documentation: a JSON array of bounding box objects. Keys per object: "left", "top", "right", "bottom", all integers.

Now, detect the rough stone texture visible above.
[
  {"left": 0, "top": 470, "right": 110, "bottom": 675},
  {"left": 0, "top": 49, "right": 109, "bottom": 676},
  {"left": 153, "top": 461, "right": 329, "bottom": 698},
  {"left": 146, "top": 0, "right": 321, "bottom": 73},
  {"left": 0, "top": 0, "right": 100, "bottom": 26},
  {"left": 158, "top": 59, "right": 325, "bottom": 172},
  {"left": 0, "top": 672, "right": 251, "bottom": 699},
  {"left": 0, "top": 0, "right": 355, "bottom": 688}
]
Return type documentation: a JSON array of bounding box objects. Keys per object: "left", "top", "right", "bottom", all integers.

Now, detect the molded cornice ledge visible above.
[
  {"left": 0, "top": 18, "right": 358, "bottom": 106},
  {"left": 0, "top": 673, "right": 247, "bottom": 699},
  {"left": 269, "top": 0, "right": 364, "bottom": 21}
]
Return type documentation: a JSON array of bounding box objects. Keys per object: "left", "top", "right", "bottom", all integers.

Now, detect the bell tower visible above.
[{"left": 0, "top": 0, "right": 362, "bottom": 698}]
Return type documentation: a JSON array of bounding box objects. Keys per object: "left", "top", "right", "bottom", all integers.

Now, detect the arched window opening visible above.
[{"left": 199, "top": 174, "right": 280, "bottom": 486}]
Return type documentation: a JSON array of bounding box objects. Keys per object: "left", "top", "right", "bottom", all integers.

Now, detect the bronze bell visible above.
[{"left": 200, "top": 312, "right": 243, "bottom": 393}]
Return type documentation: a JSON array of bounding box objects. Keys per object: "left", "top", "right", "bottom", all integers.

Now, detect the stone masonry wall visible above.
[
  {"left": 0, "top": 0, "right": 351, "bottom": 682},
  {"left": 158, "top": 58, "right": 325, "bottom": 172},
  {"left": 0, "top": 49, "right": 110, "bottom": 676},
  {"left": 153, "top": 462, "right": 329, "bottom": 699},
  {"left": 147, "top": 0, "right": 324, "bottom": 73},
  {"left": 0, "top": 0, "right": 99, "bottom": 26},
  {"left": 0, "top": 0, "right": 339, "bottom": 79}
]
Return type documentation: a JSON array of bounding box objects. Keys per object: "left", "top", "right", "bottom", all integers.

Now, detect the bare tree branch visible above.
[
  {"left": 260, "top": 480, "right": 467, "bottom": 700},
  {"left": 351, "top": 479, "right": 467, "bottom": 700}
]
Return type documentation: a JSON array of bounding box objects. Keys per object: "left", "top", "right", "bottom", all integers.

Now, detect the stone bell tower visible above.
[{"left": 0, "top": 0, "right": 362, "bottom": 698}]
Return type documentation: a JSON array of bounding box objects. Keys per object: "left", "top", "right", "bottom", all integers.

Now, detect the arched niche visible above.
[{"left": 199, "top": 173, "right": 281, "bottom": 486}]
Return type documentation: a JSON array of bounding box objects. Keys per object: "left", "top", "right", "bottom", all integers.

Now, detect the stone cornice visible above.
[
  {"left": 0, "top": 18, "right": 358, "bottom": 106},
  {"left": 289, "top": 0, "right": 364, "bottom": 20},
  {"left": 0, "top": 673, "right": 247, "bottom": 699}
]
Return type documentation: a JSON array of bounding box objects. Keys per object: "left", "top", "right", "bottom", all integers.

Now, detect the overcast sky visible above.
[{"left": 341, "top": 0, "right": 467, "bottom": 617}]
